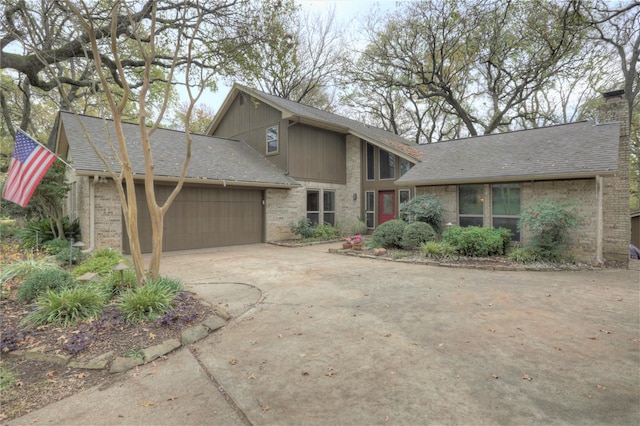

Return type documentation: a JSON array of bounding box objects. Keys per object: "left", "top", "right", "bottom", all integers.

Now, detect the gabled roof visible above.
[
  {"left": 55, "top": 111, "right": 299, "bottom": 188},
  {"left": 396, "top": 120, "right": 620, "bottom": 186},
  {"left": 208, "top": 83, "right": 423, "bottom": 162}
]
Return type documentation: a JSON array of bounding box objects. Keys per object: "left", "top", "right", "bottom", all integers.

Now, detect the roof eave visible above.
[
  {"left": 74, "top": 170, "right": 299, "bottom": 189},
  {"left": 396, "top": 170, "right": 618, "bottom": 186}
]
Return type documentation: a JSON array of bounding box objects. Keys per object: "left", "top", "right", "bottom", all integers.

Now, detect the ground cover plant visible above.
[{"left": 0, "top": 237, "right": 214, "bottom": 422}]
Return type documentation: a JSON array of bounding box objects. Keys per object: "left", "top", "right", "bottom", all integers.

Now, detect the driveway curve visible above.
[{"left": 9, "top": 243, "right": 639, "bottom": 425}]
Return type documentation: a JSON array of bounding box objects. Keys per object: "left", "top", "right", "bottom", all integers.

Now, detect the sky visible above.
[{"left": 192, "top": 0, "right": 400, "bottom": 112}]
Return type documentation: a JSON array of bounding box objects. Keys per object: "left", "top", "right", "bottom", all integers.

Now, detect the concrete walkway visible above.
[{"left": 8, "top": 243, "right": 640, "bottom": 425}]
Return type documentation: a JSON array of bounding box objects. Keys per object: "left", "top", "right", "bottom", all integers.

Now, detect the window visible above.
[
  {"left": 366, "top": 143, "right": 375, "bottom": 180},
  {"left": 400, "top": 159, "right": 412, "bottom": 176},
  {"left": 399, "top": 189, "right": 410, "bottom": 217},
  {"left": 365, "top": 191, "right": 375, "bottom": 228},
  {"left": 323, "top": 191, "right": 335, "bottom": 226},
  {"left": 307, "top": 190, "right": 336, "bottom": 226},
  {"left": 492, "top": 183, "right": 521, "bottom": 241},
  {"left": 307, "top": 190, "right": 319, "bottom": 225},
  {"left": 459, "top": 184, "right": 484, "bottom": 227},
  {"left": 266, "top": 125, "right": 279, "bottom": 154},
  {"left": 379, "top": 149, "right": 395, "bottom": 179}
]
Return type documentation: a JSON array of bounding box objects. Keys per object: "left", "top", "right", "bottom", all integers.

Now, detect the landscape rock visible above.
[
  {"left": 69, "top": 352, "right": 114, "bottom": 370},
  {"left": 143, "top": 339, "right": 181, "bottom": 362},
  {"left": 110, "top": 356, "right": 144, "bottom": 373},
  {"left": 181, "top": 325, "right": 209, "bottom": 345},
  {"left": 202, "top": 315, "right": 227, "bottom": 332},
  {"left": 24, "top": 348, "right": 72, "bottom": 366}
]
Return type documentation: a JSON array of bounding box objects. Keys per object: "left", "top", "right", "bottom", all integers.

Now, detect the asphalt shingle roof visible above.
[
  {"left": 57, "top": 111, "right": 299, "bottom": 187},
  {"left": 227, "top": 84, "right": 423, "bottom": 161},
  {"left": 396, "top": 120, "right": 620, "bottom": 185}
]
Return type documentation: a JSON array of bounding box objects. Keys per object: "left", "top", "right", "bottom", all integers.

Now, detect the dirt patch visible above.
[{"left": 0, "top": 284, "right": 215, "bottom": 422}]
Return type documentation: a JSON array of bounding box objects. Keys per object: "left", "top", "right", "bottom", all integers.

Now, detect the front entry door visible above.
[{"left": 379, "top": 191, "right": 396, "bottom": 225}]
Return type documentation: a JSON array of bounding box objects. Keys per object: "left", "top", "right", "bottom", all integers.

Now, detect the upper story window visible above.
[
  {"left": 400, "top": 158, "right": 412, "bottom": 176},
  {"left": 366, "top": 143, "right": 375, "bottom": 180},
  {"left": 379, "top": 149, "right": 395, "bottom": 179},
  {"left": 266, "top": 125, "right": 279, "bottom": 154}
]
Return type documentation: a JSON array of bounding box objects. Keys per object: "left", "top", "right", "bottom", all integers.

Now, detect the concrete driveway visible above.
[{"left": 10, "top": 243, "right": 639, "bottom": 425}]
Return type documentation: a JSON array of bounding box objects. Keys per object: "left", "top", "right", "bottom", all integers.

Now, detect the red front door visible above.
[{"left": 379, "top": 191, "right": 396, "bottom": 225}]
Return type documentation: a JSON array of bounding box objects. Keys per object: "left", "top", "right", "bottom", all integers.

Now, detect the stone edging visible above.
[
  {"left": 328, "top": 247, "right": 602, "bottom": 272},
  {"left": 4, "top": 309, "right": 229, "bottom": 374}
]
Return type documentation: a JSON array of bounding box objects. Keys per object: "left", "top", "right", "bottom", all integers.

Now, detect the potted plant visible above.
[
  {"left": 342, "top": 236, "right": 353, "bottom": 249},
  {"left": 352, "top": 234, "right": 363, "bottom": 250}
]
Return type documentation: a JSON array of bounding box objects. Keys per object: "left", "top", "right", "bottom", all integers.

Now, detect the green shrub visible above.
[
  {"left": 349, "top": 218, "right": 367, "bottom": 236},
  {"left": 42, "top": 239, "right": 69, "bottom": 256},
  {"left": 17, "top": 217, "right": 81, "bottom": 248},
  {"left": 290, "top": 217, "right": 315, "bottom": 239},
  {"left": 519, "top": 200, "right": 581, "bottom": 262},
  {"left": 401, "top": 222, "right": 437, "bottom": 249},
  {"left": 72, "top": 249, "right": 125, "bottom": 277},
  {"left": 22, "top": 286, "right": 106, "bottom": 327},
  {"left": 421, "top": 241, "right": 457, "bottom": 259},
  {"left": 103, "top": 269, "right": 138, "bottom": 297},
  {"left": 314, "top": 223, "right": 339, "bottom": 240},
  {"left": 399, "top": 195, "right": 444, "bottom": 233},
  {"left": 0, "top": 220, "right": 18, "bottom": 238},
  {"left": 54, "top": 246, "right": 85, "bottom": 266},
  {"left": 17, "top": 269, "right": 76, "bottom": 303},
  {"left": 117, "top": 279, "right": 180, "bottom": 322},
  {"left": 372, "top": 220, "right": 407, "bottom": 248},
  {"left": 0, "top": 258, "right": 60, "bottom": 284},
  {"left": 443, "top": 226, "right": 506, "bottom": 257}
]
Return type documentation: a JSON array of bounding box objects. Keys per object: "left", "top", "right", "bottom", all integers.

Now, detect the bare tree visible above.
[
  {"left": 2, "top": 0, "right": 295, "bottom": 283},
  {"left": 238, "top": 4, "right": 345, "bottom": 110}
]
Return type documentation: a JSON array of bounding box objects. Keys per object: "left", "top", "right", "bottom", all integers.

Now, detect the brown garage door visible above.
[{"left": 123, "top": 184, "right": 263, "bottom": 253}]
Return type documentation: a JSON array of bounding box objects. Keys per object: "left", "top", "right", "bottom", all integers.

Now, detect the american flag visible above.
[{"left": 2, "top": 130, "right": 57, "bottom": 207}]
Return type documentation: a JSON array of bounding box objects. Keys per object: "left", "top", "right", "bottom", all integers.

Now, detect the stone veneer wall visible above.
[
  {"left": 417, "top": 179, "right": 601, "bottom": 264},
  {"left": 265, "top": 135, "right": 362, "bottom": 241},
  {"left": 522, "top": 179, "right": 598, "bottom": 263},
  {"left": 73, "top": 176, "right": 122, "bottom": 250},
  {"left": 598, "top": 95, "right": 631, "bottom": 265}
]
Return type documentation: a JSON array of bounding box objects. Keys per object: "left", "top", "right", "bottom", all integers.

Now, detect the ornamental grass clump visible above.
[
  {"left": 117, "top": 277, "right": 182, "bottom": 322},
  {"left": 22, "top": 286, "right": 106, "bottom": 327},
  {"left": 1, "top": 257, "right": 60, "bottom": 285}
]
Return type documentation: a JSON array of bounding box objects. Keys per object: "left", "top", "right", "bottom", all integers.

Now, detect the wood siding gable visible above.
[
  {"left": 289, "top": 123, "right": 346, "bottom": 184},
  {"left": 212, "top": 93, "right": 287, "bottom": 171}
]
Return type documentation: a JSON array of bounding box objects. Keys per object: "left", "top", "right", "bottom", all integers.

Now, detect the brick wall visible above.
[
  {"left": 265, "top": 135, "right": 362, "bottom": 241},
  {"left": 523, "top": 179, "right": 598, "bottom": 263},
  {"left": 73, "top": 176, "right": 122, "bottom": 251},
  {"left": 415, "top": 185, "right": 458, "bottom": 225},
  {"left": 598, "top": 93, "right": 631, "bottom": 265}
]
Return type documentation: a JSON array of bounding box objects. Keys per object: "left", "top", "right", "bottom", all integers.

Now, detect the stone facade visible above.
[
  {"left": 599, "top": 93, "right": 631, "bottom": 264},
  {"left": 71, "top": 176, "right": 122, "bottom": 251},
  {"left": 265, "top": 135, "right": 362, "bottom": 242}
]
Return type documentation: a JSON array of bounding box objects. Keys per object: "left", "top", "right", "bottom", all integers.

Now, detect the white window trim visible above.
[
  {"left": 266, "top": 125, "right": 279, "bottom": 155},
  {"left": 365, "top": 190, "right": 375, "bottom": 229}
]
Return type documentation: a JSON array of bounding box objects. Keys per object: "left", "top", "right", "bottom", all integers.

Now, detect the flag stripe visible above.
[{"left": 2, "top": 130, "right": 57, "bottom": 207}]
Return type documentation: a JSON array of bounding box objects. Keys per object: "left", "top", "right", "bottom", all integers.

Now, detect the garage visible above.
[{"left": 123, "top": 184, "right": 264, "bottom": 253}]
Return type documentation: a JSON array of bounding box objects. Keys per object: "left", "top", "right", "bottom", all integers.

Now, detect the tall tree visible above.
[
  {"left": 345, "top": 0, "right": 590, "bottom": 142},
  {"left": 2, "top": 0, "right": 295, "bottom": 283},
  {"left": 238, "top": 4, "right": 345, "bottom": 110}
]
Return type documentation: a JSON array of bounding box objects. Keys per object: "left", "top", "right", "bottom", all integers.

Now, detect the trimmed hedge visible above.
[{"left": 372, "top": 220, "right": 407, "bottom": 248}]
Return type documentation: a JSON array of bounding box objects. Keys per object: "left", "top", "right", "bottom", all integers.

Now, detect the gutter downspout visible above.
[
  {"left": 595, "top": 175, "right": 604, "bottom": 264},
  {"left": 82, "top": 175, "right": 98, "bottom": 254}
]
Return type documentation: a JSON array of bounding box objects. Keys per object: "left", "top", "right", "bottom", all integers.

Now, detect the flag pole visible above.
[{"left": 14, "top": 128, "right": 75, "bottom": 171}]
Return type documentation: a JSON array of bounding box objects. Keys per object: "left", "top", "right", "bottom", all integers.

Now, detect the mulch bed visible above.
[{"left": 0, "top": 282, "right": 215, "bottom": 422}]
